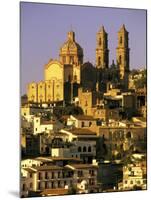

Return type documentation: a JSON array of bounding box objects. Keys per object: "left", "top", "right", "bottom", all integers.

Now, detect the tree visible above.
[
  {"left": 67, "top": 186, "right": 77, "bottom": 195},
  {"left": 54, "top": 105, "right": 83, "bottom": 119}
]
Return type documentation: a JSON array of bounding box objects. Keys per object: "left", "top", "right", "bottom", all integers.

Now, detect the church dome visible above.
[
  {"left": 60, "top": 31, "right": 83, "bottom": 54},
  {"left": 59, "top": 31, "right": 83, "bottom": 65}
]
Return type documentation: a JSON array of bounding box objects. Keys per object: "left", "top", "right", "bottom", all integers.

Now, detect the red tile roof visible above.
[
  {"left": 35, "top": 165, "right": 63, "bottom": 171},
  {"left": 40, "top": 188, "right": 68, "bottom": 196},
  {"left": 65, "top": 164, "right": 98, "bottom": 170},
  {"left": 72, "top": 115, "right": 96, "bottom": 121},
  {"left": 70, "top": 128, "right": 97, "bottom": 135}
]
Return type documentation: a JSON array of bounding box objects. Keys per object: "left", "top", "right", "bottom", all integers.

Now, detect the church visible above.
[{"left": 27, "top": 24, "right": 130, "bottom": 106}]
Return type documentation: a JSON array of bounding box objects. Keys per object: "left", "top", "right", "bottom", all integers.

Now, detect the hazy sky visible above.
[{"left": 20, "top": 2, "right": 146, "bottom": 94}]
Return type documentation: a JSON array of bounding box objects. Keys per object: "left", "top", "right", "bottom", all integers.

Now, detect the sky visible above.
[{"left": 20, "top": 2, "right": 147, "bottom": 95}]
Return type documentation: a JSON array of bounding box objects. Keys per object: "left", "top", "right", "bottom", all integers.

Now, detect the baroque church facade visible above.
[{"left": 27, "top": 24, "right": 130, "bottom": 105}]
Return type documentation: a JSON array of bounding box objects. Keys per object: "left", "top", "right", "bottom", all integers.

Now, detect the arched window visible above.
[
  {"left": 83, "top": 146, "right": 87, "bottom": 152},
  {"left": 78, "top": 146, "right": 81, "bottom": 152},
  {"left": 99, "top": 38, "right": 101, "bottom": 45},
  {"left": 98, "top": 57, "right": 101, "bottom": 66},
  {"left": 120, "top": 36, "right": 122, "bottom": 44}
]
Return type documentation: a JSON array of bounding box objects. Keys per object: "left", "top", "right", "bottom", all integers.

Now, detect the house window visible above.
[
  {"left": 58, "top": 181, "right": 61, "bottom": 187},
  {"left": 30, "top": 183, "right": 32, "bottom": 189},
  {"left": 78, "top": 171, "right": 83, "bottom": 177},
  {"left": 88, "top": 146, "right": 91, "bottom": 152},
  {"left": 38, "top": 182, "right": 40, "bottom": 190},
  {"left": 82, "top": 121, "right": 84, "bottom": 127},
  {"left": 38, "top": 172, "right": 42, "bottom": 180},
  {"left": 83, "top": 146, "right": 87, "bottom": 152},
  {"left": 45, "top": 172, "right": 48, "bottom": 179},
  {"left": 89, "top": 170, "right": 94, "bottom": 176},
  {"left": 46, "top": 182, "right": 49, "bottom": 189},
  {"left": 130, "top": 180, "right": 133, "bottom": 184},
  {"left": 89, "top": 122, "right": 92, "bottom": 127},
  {"left": 78, "top": 146, "right": 81, "bottom": 152}
]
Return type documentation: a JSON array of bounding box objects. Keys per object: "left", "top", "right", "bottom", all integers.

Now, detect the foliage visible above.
[
  {"left": 67, "top": 186, "right": 77, "bottom": 195},
  {"left": 96, "top": 137, "right": 108, "bottom": 160},
  {"left": 133, "top": 69, "right": 147, "bottom": 89},
  {"left": 54, "top": 105, "right": 83, "bottom": 118}
]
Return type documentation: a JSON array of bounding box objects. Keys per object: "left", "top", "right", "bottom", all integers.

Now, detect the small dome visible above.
[{"left": 60, "top": 31, "right": 83, "bottom": 56}]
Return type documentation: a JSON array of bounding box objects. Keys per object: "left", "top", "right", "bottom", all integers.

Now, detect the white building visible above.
[
  {"left": 33, "top": 116, "right": 63, "bottom": 135},
  {"left": 118, "top": 162, "right": 147, "bottom": 190},
  {"left": 21, "top": 163, "right": 99, "bottom": 197},
  {"left": 67, "top": 115, "right": 97, "bottom": 128}
]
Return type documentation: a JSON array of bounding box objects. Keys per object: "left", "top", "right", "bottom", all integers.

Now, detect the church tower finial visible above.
[{"left": 67, "top": 31, "right": 75, "bottom": 41}]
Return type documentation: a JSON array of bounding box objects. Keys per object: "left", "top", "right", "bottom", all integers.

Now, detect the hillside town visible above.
[{"left": 21, "top": 25, "right": 147, "bottom": 197}]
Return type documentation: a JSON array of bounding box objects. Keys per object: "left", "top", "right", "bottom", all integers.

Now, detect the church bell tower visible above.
[
  {"left": 96, "top": 26, "right": 109, "bottom": 69},
  {"left": 116, "top": 24, "right": 130, "bottom": 89}
]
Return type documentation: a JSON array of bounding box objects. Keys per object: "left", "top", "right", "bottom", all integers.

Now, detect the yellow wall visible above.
[
  {"left": 37, "top": 81, "right": 46, "bottom": 103},
  {"left": 45, "top": 60, "right": 63, "bottom": 81},
  {"left": 27, "top": 82, "right": 37, "bottom": 102},
  {"left": 78, "top": 88, "right": 93, "bottom": 115}
]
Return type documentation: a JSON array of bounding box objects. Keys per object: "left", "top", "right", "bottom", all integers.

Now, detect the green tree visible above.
[{"left": 67, "top": 186, "right": 77, "bottom": 195}]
